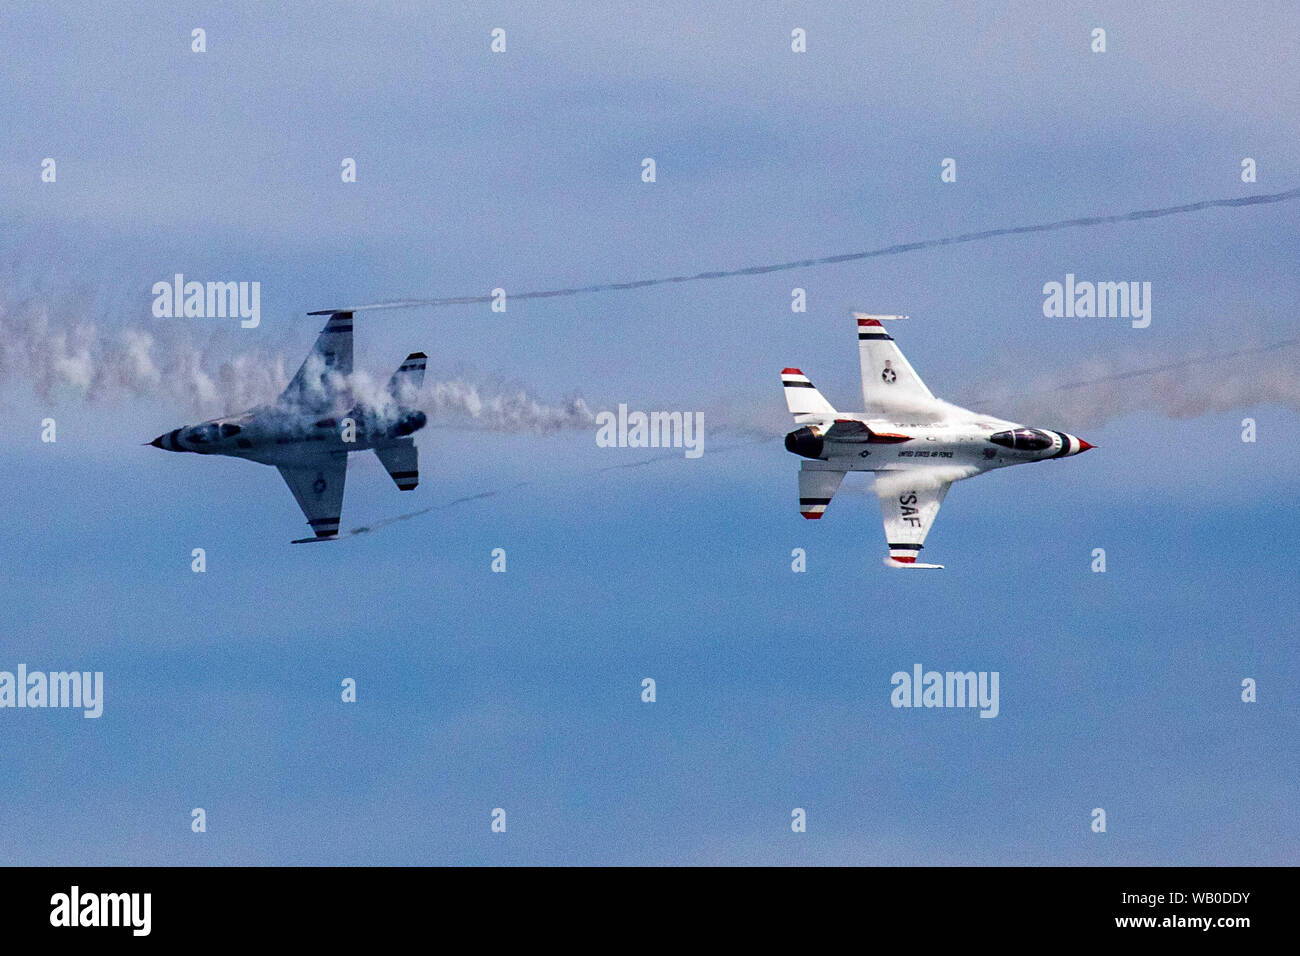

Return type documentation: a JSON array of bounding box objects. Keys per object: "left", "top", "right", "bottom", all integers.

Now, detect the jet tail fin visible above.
[
  {"left": 281, "top": 311, "right": 354, "bottom": 412},
  {"left": 798, "top": 463, "right": 845, "bottom": 519}
]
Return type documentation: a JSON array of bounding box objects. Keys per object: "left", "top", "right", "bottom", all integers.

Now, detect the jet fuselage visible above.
[
  {"left": 784, "top": 414, "right": 1092, "bottom": 477},
  {"left": 779, "top": 313, "right": 1094, "bottom": 567},
  {"left": 150, "top": 403, "right": 427, "bottom": 469},
  {"left": 147, "top": 310, "right": 428, "bottom": 540}
]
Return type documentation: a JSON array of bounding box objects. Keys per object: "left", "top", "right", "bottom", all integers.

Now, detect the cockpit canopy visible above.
[
  {"left": 989, "top": 428, "right": 1054, "bottom": 451},
  {"left": 184, "top": 422, "right": 241, "bottom": 444}
]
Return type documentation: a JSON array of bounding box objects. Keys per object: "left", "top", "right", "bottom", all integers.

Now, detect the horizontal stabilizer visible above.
[
  {"left": 375, "top": 439, "right": 419, "bottom": 491},
  {"left": 781, "top": 368, "right": 836, "bottom": 420},
  {"left": 798, "top": 464, "right": 845, "bottom": 519},
  {"left": 388, "top": 352, "right": 427, "bottom": 404}
]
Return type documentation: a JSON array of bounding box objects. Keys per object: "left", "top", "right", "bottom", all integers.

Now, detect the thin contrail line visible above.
[
  {"left": 1051, "top": 338, "right": 1300, "bottom": 391},
  {"left": 342, "top": 438, "right": 773, "bottom": 538},
  {"left": 966, "top": 337, "right": 1300, "bottom": 405},
  {"left": 320, "top": 186, "right": 1300, "bottom": 312},
  {"left": 342, "top": 482, "right": 533, "bottom": 536}
]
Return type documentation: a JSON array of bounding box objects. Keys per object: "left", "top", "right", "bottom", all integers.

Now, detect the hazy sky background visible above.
[{"left": 0, "top": 1, "right": 1296, "bottom": 864}]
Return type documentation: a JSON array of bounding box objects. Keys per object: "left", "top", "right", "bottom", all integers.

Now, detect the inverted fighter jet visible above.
[
  {"left": 149, "top": 310, "right": 427, "bottom": 542},
  {"left": 782, "top": 313, "right": 1093, "bottom": 568}
]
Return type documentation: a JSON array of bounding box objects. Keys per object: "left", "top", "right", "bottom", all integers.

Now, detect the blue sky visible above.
[{"left": 0, "top": 1, "right": 1296, "bottom": 864}]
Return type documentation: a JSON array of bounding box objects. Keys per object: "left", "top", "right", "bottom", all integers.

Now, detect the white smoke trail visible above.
[
  {"left": 422, "top": 377, "right": 594, "bottom": 432},
  {"left": 0, "top": 292, "right": 288, "bottom": 416},
  {"left": 4, "top": 282, "right": 1293, "bottom": 436},
  {"left": 0, "top": 293, "right": 595, "bottom": 431}
]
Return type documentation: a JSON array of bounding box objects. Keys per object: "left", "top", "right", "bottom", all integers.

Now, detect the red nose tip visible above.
[{"left": 1077, "top": 438, "right": 1094, "bottom": 452}]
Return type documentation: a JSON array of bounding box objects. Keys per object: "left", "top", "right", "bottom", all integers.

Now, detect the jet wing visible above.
[
  {"left": 872, "top": 468, "right": 975, "bottom": 568},
  {"left": 855, "top": 313, "right": 938, "bottom": 417},
  {"left": 279, "top": 457, "right": 347, "bottom": 541},
  {"left": 280, "top": 311, "right": 353, "bottom": 414}
]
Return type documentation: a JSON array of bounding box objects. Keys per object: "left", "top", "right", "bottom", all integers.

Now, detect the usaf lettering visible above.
[{"left": 899, "top": 492, "right": 922, "bottom": 527}]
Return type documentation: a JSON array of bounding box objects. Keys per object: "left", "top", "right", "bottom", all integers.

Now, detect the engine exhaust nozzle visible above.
[{"left": 784, "top": 426, "right": 824, "bottom": 460}]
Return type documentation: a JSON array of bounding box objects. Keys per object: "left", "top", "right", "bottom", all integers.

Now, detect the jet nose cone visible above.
[
  {"left": 1077, "top": 438, "right": 1095, "bottom": 452},
  {"left": 148, "top": 429, "right": 184, "bottom": 451}
]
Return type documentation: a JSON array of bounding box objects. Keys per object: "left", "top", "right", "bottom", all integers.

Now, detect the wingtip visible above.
[{"left": 884, "top": 557, "right": 944, "bottom": 569}]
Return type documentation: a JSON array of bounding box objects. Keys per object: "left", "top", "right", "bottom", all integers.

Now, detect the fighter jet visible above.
[
  {"left": 782, "top": 313, "right": 1093, "bottom": 568},
  {"left": 149, "top": 310, "right": 427, "bottom": 542}
]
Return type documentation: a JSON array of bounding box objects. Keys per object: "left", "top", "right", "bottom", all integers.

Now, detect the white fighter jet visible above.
[
  {"left": 149, "top": 310, "right": 427, "bottom": 542},
  {"left": 782, "top": 313, "right": 1093, "bottom": 568}
]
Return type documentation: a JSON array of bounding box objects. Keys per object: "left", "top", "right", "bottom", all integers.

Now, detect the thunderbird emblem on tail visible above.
[
  {"left": 149, "top": 311, "right": 427, "bottom": 543},
  {"left": 782, "top": 313, "right": 1093, "bottom": 569}
]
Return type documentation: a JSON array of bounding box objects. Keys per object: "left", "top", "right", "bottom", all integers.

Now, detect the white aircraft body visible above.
[
  {"left": 149, "top": 310, "right": 427, "bottom": 542},
  {"left": 782, "top": 313, "right": 1093, "bottom": 568}
]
